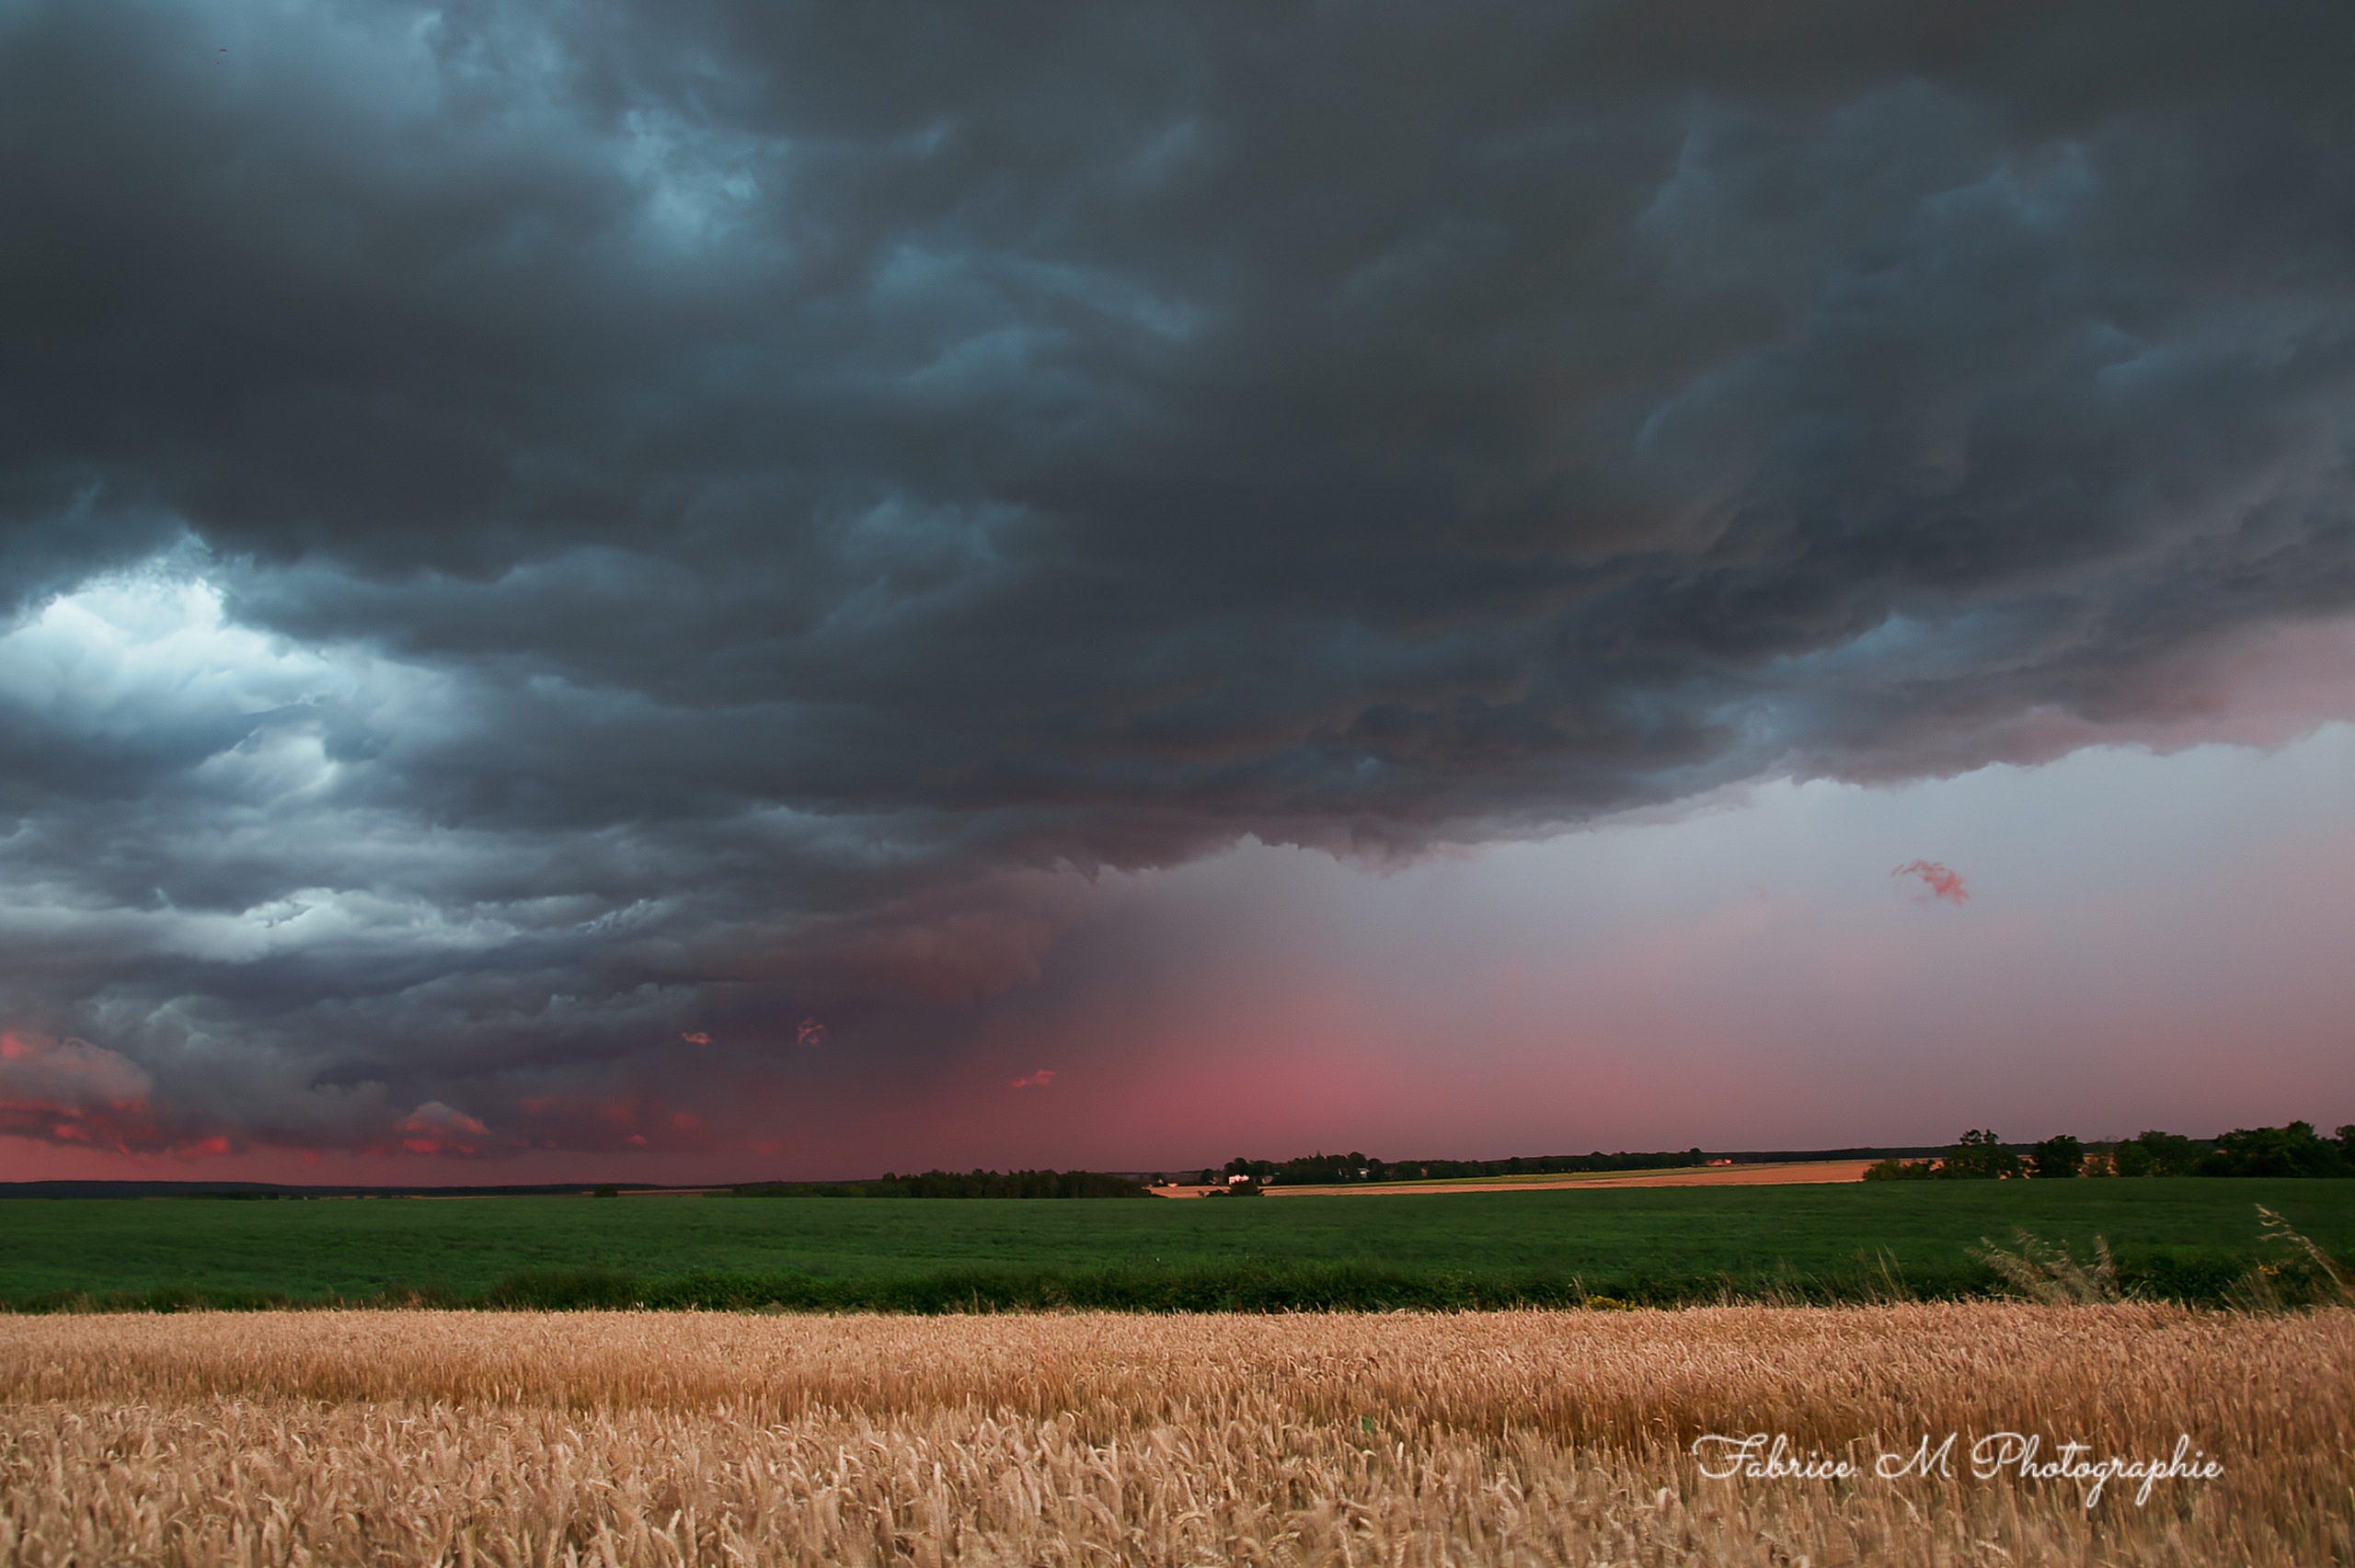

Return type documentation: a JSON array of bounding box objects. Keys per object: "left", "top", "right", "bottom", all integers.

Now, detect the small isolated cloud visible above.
[
  {"left": 1009, "top": 1069, "right": 1056, "bottom": 1090},
  {"left": 680, "top": 1032, "right": 711, "bottom": 1046},
  {"left": 796, "top": 1017, "right": 827, "bottom": 1047},
  {"left": 1892, "top": 861, "right": 1969, "bottom": 906}
]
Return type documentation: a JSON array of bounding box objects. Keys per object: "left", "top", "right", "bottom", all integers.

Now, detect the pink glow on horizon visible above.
[
  {"left": 0, "top": 1032, "right": 162, "bottom": 1154},
  {"left": 2, "top": 727, "right": 2350, "bottom": 1185}
]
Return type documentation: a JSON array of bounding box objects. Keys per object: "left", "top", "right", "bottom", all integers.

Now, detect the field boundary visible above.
[{"left": 1242, "top": 1159, "right": 1873, "bottom": 1196}]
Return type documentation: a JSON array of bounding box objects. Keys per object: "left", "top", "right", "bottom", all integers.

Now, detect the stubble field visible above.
[{"left": 4, "top": 1303, "right": 2349, "bottom": 1567}]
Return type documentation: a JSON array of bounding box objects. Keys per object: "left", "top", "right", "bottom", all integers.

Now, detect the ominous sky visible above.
[{"left": 4, "top": 0, "right": 2352, "bottom": 1179}]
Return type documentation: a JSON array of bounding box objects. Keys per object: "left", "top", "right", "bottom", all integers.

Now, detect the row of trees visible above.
[
  {"left": 734, "top": 1169, "right": 1148, "bottom": 1198},
  {"left": 723, "top": 1126, "right": 2353, "bottom": 1197},
  {"left": 1194, "top": 1147, "right": 1709, "bottom": 1190},
  {"left": 1864, "top": 1122, "right": 2355, "bottom": 1181}
]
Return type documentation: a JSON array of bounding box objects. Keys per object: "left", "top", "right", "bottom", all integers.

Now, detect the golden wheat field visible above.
[{"left": 1, "top": 1304, "right": 2349, "bottom": 1567}]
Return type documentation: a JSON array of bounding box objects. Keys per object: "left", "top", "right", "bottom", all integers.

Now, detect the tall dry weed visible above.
[
  {"left": 2, "top": 1304, "right": 2349, "bottom": 1566},
  {"left": 1968, "top": 1230, "right": 2123, "bottom": 1305}
]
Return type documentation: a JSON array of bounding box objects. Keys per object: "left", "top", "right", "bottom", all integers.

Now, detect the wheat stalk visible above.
[{"left": 1, "top": 1304, "right": 2347, "bottom": 1565}]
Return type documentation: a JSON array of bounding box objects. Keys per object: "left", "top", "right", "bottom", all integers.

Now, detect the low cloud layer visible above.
[{"left": 3, "top": 0, "right": 2353, "bottom": 1162}]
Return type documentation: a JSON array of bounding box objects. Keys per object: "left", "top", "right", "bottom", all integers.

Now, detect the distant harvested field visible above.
[
  {"left": 1254, "top": 1159, "right": 1875, "bottom": 1196},
  {"left": 3, "top": 1305, "right": 2348, "bottom": 1566}
]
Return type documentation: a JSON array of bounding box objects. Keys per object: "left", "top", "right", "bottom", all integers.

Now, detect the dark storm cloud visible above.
[{"left": 4, "top": 0, "right": 2353, "bottom": 1154}]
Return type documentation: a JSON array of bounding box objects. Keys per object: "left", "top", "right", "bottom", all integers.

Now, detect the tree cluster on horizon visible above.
[
  {"left": 733, "top": 1170, "right": 1148, "bottom": 1200},
  {"left": 1865, "top": 1122, "right": 2355, "bottom": 1181},
  {"left": 1196, "top": 1148, "right": 1710, "bottom": 1193}
]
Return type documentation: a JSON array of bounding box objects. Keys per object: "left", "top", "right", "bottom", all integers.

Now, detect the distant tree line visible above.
[
  {"left": 1864, "top": 1122, "right": 2355, "bottom": 1181},
  {"left": 732, "top": 1169, "right": 1148, "bottom": 1199},
  {"left": 728, "top": 1124, "right": 2354, "bottom": 1198},
  {"left": 1194, "top": 1148, "right": 1708, "bottom": 1193}
]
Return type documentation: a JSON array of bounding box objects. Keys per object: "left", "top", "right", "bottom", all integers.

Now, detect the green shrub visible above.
[
  {"left": 2114, "top": 1131, "right": 2200, "bottom": 1176},
  {"left": 1942, "top": 1129, "right": 2023, "bottom": 1180},
  {"left": 2028, "top": 1136, "right": 2085, "bottom": 1179},
  {"left": 2198, "top": 1122, "right": 2352, "bottom": 1178}
]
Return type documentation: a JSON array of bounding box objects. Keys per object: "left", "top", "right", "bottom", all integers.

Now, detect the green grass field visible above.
[{"left": 4, "top": 1181, "right": 2349, "bottom": 1310}]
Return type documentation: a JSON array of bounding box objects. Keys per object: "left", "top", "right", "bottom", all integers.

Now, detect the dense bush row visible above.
[
  {"left": 1866, "top": 1122, "right": 2355, "bottom": 1181},
  {"left": 731, "top": 1170, "right": 1148, "bottom": 1199},
  {"left": 734, "top": 1151, "right": 1718, "bottom": 1198},
  {"left": 5, "top": 1246, "right": 2317, "bottom": 1314},
  {"left": 1200, "top": 1148, "right": 1709, "bottom": 1190}
]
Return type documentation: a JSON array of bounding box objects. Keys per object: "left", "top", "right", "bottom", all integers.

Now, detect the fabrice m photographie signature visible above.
[{"left": 1692, "top": 1431, "right": 2226, "bottom": 1507}]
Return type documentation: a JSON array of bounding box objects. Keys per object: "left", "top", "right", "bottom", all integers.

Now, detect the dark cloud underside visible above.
[{"left": 2, "top": 0, "right": 2351, "bottom": 1153}]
